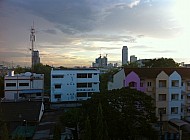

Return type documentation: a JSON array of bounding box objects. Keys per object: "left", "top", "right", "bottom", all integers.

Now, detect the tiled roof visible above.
[
  {"left": 0, "top": 101, "right": 43, "bottom": 122},
  {"left": 124, "top": 68, "right": 190, "bottom": 79}
]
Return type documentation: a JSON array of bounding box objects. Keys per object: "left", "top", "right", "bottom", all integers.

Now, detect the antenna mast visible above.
[{"left": 30, "top": 22, "right": 35, "bottom": 70}]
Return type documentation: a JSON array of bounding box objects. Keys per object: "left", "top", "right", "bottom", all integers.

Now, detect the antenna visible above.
[{"left": 30, "top": 22, "right": 35, "bottom": 70}]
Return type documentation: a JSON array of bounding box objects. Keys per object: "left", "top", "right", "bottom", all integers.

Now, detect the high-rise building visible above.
[
  {"left": 92, "top": 55, "right": 108, "bottom": 68},
  {"left": 130, "top": 55, "right": 137, "bottom": 63},
  {"left": 122, "top": 46, "right": 128, "bottom": 65},
  {"left": 32, "top": 50, "right": 40, "bottom": 66}
]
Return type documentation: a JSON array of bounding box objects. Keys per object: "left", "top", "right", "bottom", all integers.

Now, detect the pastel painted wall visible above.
[{"left": 125, "top": 71, "right": 141, "bottom": 91}]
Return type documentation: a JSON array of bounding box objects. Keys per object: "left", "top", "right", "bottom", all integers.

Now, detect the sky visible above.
[{"left": 0, "top": 0, "right": 190, "bottom": 67}]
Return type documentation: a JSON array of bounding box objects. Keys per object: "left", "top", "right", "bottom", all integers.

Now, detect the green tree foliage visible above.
[
  {"left": 83, "top": 116, "right": 91, "bottom": 140},
  {"left": 82, "top": 88, "right": 158, "bottom": 140},
  {"left": 143, "top": 57, "right": 179, "bottom": 68},
  {"left": 123, "top": 61, "right": 139, "bottom": 68},
  {"left": 96, "top": 103, "right": 109, "bottom": 140},
  {"left": 100, "top": 68, "right": 119, "bottom": 92},
  {"left": 1, "top": 122, "right": 9, "bottom": 140},
  {"left": 0, "top": 76, "right": 4, "bottom": 98},
  {"left": 53, "top": 124, "right": 61, "bottom": 140},
  {"left": 33, "top": 63, "right": 51, "bottom": 94}
]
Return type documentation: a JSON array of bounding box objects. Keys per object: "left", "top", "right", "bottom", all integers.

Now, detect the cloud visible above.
[
  {"left": 128, "top": 0, "right": 141, "bottom": 8},
  {"left": 42, "top": 29, "right": 57, "bottom": 35}
]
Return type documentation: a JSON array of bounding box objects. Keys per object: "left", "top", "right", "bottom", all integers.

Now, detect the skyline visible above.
[{"left": 0, "top": 0, "right": 190, "bottom": 67}]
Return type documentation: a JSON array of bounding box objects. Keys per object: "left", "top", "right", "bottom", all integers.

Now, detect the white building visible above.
[
  {"left": 4, "top": 71, "right": 44, "bottom": 100},
  {"left": 51, "top": 68, "right": 100, "bottom": 102},
  {"left": 122, "top": 46, "right": 128, "bottom": 65}
]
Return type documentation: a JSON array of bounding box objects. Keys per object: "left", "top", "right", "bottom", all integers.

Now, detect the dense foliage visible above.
[
  {"left": 143, "top": 57, "right": 179, "bottom": 68},
  {"left": 61, "top": 88, "right": 158, "bottom": 140}
]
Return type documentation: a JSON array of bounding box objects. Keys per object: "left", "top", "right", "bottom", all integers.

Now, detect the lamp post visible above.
[
  {"left": 23, "top": 120, "right": 27, "bottom": 138},
  {"left": 159, "top": 111, "right": 163, "bottom": 140}
]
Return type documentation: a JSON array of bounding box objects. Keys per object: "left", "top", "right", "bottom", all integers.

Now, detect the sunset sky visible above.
[{"left": 0, "top": 0, "right": 190, "bottom": 67}]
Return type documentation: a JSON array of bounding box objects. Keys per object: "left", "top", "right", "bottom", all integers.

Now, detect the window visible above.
[
  {"left": 77, "top": 92, "right": 87, "bottom": 97},
  {"left": 77, "top": 83, "right": 87, "bottom": 88},
  {"left": 55, "top": 84, "right": 61, "bottom": 89},
  {"left": 181, "top": 82, "right": 184, "bottom": 86},
  {"left": 159, "top": 94, "right": 166, "bottom": 101},
  {"left": 140, "top": 82, "right": 143, "bottom": 87},
  {"left": 54, "top": 94, "right": 61, "bottom": 98},
  {"left": 187, "top": 82, "right": 190, "bottom": 86},
  {"left": 147, "top": 82, "right": 151, "bottom": 87},
  {"left": 158, "top": 108, "right": 166, "bottom": 114},
  {"left": 171, "top": 107, "right": 178, "bottom": 114},
  {"left": 88, "top": 92, "right": 93, "bottom": 97},
  {"left": 19, "top": 83, "right": 29, "bottom": 86},
  {"left": 171, "top": 94, "right": 179, "bottom": 101},
  {"left": 77, "top": 73, "right": 87, "bottom": 78},
  {"left": 88, "top": 74, "right": 92, "bottom": 78},
  {"left": 159, "top": 80, "right": 166, "bottom": 87},
  {"left": 36, "top": 93, "right": 41, "bottom": 96},
  {"left": 129, "top": 82, "right": 136, "bottom": 87},
  {"left": 172, "top": 80, "right": 179, "bottom": 87},
  {"left": 6, "top": 83, "right": 16, "bottom": 87},
  {"left": 52, "top": 75, "right": 64, "bottom": 78},
  {"left": 88, "top": 83, "right": 92, "bottom": 87},
  {"left": 181, "top": 95, "right": 183, "bottom": 100}
]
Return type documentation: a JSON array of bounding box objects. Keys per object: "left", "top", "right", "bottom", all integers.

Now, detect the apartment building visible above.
[
  {"left": 51, "top": 68, "right": 100, "bottom": 102},
  {"left": 4, "top": 71, "right": 44, "bottom": 100},
  {"left": 108, "top": 68, "right": 190, "bottom": 121}
]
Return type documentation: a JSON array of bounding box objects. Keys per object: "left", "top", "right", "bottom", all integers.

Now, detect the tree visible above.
[
  {"left": 100, "top": 68, "right": 119, "bottom": 92},
  {"left": 1, "top": 122, "right": 9, "bottom": 140},
  {"left": 83, "top": 116, "right": 91, "bottom": 140},
  {"left": 82, "top": 87, "right": 158, "bottom": 140},
  {"left": 123, "top": 61, "right": 139, "bottom": 68},
  {"left": 143, "top": 57, "right": 179, "bottom": 68}
]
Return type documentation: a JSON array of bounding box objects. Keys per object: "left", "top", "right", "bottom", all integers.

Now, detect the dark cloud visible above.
[{"left": 42, "top": 29, "right": 57, "bottom": 35}]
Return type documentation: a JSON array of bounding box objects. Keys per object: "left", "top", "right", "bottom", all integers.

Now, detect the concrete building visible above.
[
  {"left": 32, "top": 50, "right": 40, "bottom": 66},
  {"left": 4, "top": 71, "right": 44, "bottom": 100},
  {"left": 130, "top": 55, "right": 137, "bottom": 63},
  {"left": 51, "top": 68, "right": 100, "bottom": 102},
  {"left": 108, "top": 68, "right": 190, "bottom": 121},
  {"left": 92, "top": 55, "right": 108, "bottom": 68},
  {"left": 122, "top": 46, "right": 128, "bottom": 65}
]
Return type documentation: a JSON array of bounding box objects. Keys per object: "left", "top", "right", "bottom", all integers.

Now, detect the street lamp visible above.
[{"left": 23, "top": 120, "right": 27, "bottom": 137}]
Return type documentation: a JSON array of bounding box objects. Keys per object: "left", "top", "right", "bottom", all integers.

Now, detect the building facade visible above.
[
  {"left": 32, "top": 50, "right": 40, "bottom": 66},
  {"left": 51, "top": 68, "right": 100, "bottom": 102},
  {"left": 122, "top": 46, "right": 128, "bottom": 65},
  {"left": 92, "top": 55, "right": 108, "bottom": 68},
  {"left": 4, "top": 71, "right": 44, "bottom": 100},
  {"left": 108, "top": 68, "right": 190, "bottom": 121}
]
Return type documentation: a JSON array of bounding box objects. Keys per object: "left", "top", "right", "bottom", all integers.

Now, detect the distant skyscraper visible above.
[
  {"left": 122, "top": 46, "right": 128, "bottom": 65},
  {"left": 130, "top": 55, "right": 137, "bottom": 63},
  {"left": 32, "top": 50, "right": 40, "bottom": 66}
]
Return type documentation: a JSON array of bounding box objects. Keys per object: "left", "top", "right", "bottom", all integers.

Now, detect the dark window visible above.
[
  {"left": 88, "top": 74, "right": 92, "bottom": 78},
  {"left": 158, "top": 108, "right": 166, "bottom": 114},
  {"left": 159, "top": 94, "right": 166, "bottom": 101},
  {"left": 54, "top": 94, "right": 61, "bottom": 98},
  {"left": 77, "top": 92, "right": 87, "bottom": 97},
  {"left": 88, "top": 92, "right": 93, "bottom": 97},
  {"left": 55, "top": 84, "right": 61, "bottom": 89},
  {"left": 52, "top": 75, "right": 64, "bottom": 78},
  {"left": 77, "top": 73, "right": 87, "bottom": 78},
  {"left": 129, "top": 82, "right": 136, "bottom": 87},
  {"left": 6, "top": 83, "right": 16, "bottom": 87},
  {"left": 140, "top": 82, "right": 143, "bottom": 87},
  {"left": 159, "top": 80, "right": 166, "bottom": 87},
  {"left": 147, "top": 82, "right": 151, "bottom": 87},
  {"left": 77, "top": 83, "right": 87, "bottom": 88},
  {"left": 88, "top": 83, "right": 92, "bottom": 87},
  {"left": 19, "top": 83, "right": 29, "bottom": 86},
  {"left": 36, "top": 93, "right": 41, "bottom": 96}
]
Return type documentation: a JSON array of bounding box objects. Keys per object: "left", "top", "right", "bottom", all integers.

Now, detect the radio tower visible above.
[{"left": 30, "top": 22, "right": 35, "bottom": 70}]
